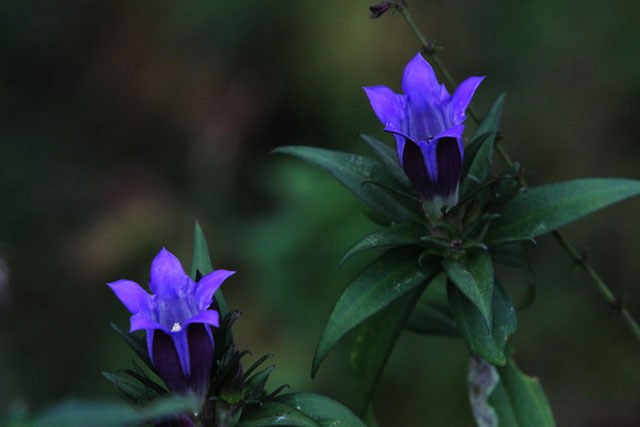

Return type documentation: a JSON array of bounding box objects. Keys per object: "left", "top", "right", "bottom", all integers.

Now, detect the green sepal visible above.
[
  {"left": 243, "top": 365, "right": 275, "bottom": 400},
  {"left": 312, "top": 248, "right": 439, "bottom": 378},
  {"left": 101, "top": 371, "right": 156, "bottom": 407},
  {"left": 448, "top": 278, "right": 517, "bottom": 366},
  {"left": 244, "top": 354, "right": 274, "bottom": 378},
  {"left": 214, "top": 310, "right": 242, "bottom": 358},
  {"left": 117, "top": 369, "right": 168, "bottom": 396},
  {"left": 109, "top": 322, "right": 153, "bottom": 371}
]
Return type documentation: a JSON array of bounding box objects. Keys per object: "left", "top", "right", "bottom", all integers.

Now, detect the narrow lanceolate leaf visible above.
[
  {"left": 442, "top": 251, "right": 494, "bottom": 330},
  {"left": 350, "top": 284, "right": 426, "bottom": 415},
  {"left": 489, "top": 243, "right": 527, "bottom": 268},
  {"left": 312, "top": 248, "right": 439, "bottom": 377},
  {"left": 101, "top": 372, "right": 156, "bottom": 406},
  {"left": 274, "top": 393, "right": 366, "bottom": 427},
  {"left": 448, "top": 278, "right": 517, "bottom": 366},
  {"left": 191, "top": 220, "right": 229, "bottom": 318},
  {"left": 468, "top": 353, "right": 555, "bottom": 427},
  {"left": 360, "top": 134, "right": 413, "bottom": 191},
  {"left": 487, "top": 178, "right": 640, "bottom": 244},
  {"left": 460, "top": 93, "right": 506, "bottom": 197},
  {"left": 238, "top": 401, "right": 319, "bottom": 427},
  {"left": 24, "top": 395, "right": 200, "bottom": 427},
  {"left": 110, "top": 322, "right": 153, "bottom": 370},
  {"left": 340, "top": 221, "right": 427, "bottom": 265},
  {"left": 273, "top": 146, "right": 420, "bottom": 223},
  {"left": 405, "top": 272, "right": 459, "bottom": 338}
]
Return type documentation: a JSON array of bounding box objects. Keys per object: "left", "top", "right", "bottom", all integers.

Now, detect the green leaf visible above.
[
  {"left": 468, "top": 353, "right": 555, "bottom": 427},
  {"left": 350, "top": 283, "right": 426, "bottom": 414},
  {"left": 487, "top": 178, "right": 640, "bottom": 244},
  {"left": 109, "top": 322, "right": 153, "bottom": 371},
  {"left": 405, "top": 272, "right": 459, "bottom": 338},
  {"left": 101, "top": 371, "right": 157, "bottom": 406},
  {"left": 488, "top": 243, "right": 527, "bottom": 268},
  {"left": 22, "top": 395, "right": 200, "bottom": 427},
  {"left": 312, "top": 248, "right": 438, "bottom": 377},
  {"left": 340, "top": 222, "right": 427, "bottom": 265},
  {"left": 274, "top": 146, "right": 420, "bottom": 223},
  {"left": 274, "top": 393, "right": 366, "bottom": 427},
  {"left": 118, "top": 369, "right": 167, "bottom": 396},
  {"left": 363, "top": 404, "right": 380, "bottom": 427},
  {"left": 238, "top": 401, "right": 319, "bottom": 427},
  {"left": 448, "top": 278, "right": 517, "bottom": 366},
  {"left": 460, "top": 93, "right": 506, "bottom": 196},
  {"left": 442, "top": 251, "right": 494, "bottom": 329},
  {"left": 191, "top": 220, "right": 229, "bottom": 319},
  {"left": 360, "top": 134, "right": 412, "bottom": 190}
]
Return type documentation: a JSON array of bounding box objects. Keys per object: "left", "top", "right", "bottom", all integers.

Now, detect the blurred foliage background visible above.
[{"left": 1, "top": 1, "right": 639, "bottom": 425}]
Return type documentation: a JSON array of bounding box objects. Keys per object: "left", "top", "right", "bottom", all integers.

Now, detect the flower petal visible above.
[
  {"left": 433, "top": 124, "right": 465, "bottom": 160},
  {"left": 147, "top": 329, "right": 155, "bottom": 364},
  {"left": 130, "top": 313, "right": 168, "bottom": 333},
  {"left": 449, "top": 76, "right": 485, "bottom": 125},
  {"left": 171, "top": 329, "right": 191, "bottom": 378},
  {"left": 185, "top": 310, "right": 220, "bottom": 328},
  {"left": 107, "top": 280, "right": 151, "bottom": 315},
  {"left": 152, "top": 330, "right": 189, "bottom": 393},
  {"left": 401, "top": 53, "right": 440, "bottom": 100},
  {"left": 383, "top": 124, "right": 414, "bottom": 166},
  {"left": 363, "top": 86, "right": 406, "bottom": 129},
  {"left": 150, "top": 248, "right": 188, "bottom": 298},
  {"left": 186, "top": 324, "right": 214, "bottom": 395},
  {"left": 195, "top": 270, "right": 235, "bottom": 311},
  {"left": 434, "top": 136, "right": 463, "bottom": 199},
  {"left": 401, "top": 140, "right": 435, "bottom": 202}
]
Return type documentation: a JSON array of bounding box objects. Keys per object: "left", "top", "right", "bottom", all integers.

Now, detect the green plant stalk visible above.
[{"left": 397, "top": 3, "right": 640, "bottom": 344}]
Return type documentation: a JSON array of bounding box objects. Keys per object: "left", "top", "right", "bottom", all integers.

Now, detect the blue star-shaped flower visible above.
[
  {"left": 108, "top": 248, "right": 234, "bottom": 394},
  {"left": 364, "top": 52, "right": 484, "bottom": 219}
]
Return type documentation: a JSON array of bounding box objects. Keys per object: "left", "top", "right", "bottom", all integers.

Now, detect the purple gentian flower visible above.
[
  {"left": 108, "top": 248, "right": 235, "bottom": 395},
  {"left": 364, "top": 53, "right": 484, "bottom": 220}
]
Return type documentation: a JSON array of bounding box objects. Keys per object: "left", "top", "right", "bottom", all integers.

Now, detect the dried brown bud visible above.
[{"left": 369, "top": 1, "right": 393, "bottom": 18}]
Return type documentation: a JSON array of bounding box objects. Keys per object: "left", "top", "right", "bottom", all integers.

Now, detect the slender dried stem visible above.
[{"left": 395, "top": 3, "right": 640, "bottom": 344}]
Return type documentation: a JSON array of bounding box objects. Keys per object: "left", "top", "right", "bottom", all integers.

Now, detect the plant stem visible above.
[{"left": 396, "top": 3, "right": 640, "bottom": 344}]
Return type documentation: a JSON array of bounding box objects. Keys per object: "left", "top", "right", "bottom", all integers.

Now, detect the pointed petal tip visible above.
[
  {"left": 150, "top": 247, "right": 188, "bottom": 296},
  {"left": 402, "top": 52, "right": 439, "bottom": 97},
  {"left": 363, "top": 85, "right": 404, "bottom": 130},
  {"left": 195, "top": 269, "right": 236, "bottom": 310},
  {"left": 450, "top": 76, "right": 486, "bottom": 125},
  {"left": 107, "top": 279, "right": 151, "bottom": 315}
]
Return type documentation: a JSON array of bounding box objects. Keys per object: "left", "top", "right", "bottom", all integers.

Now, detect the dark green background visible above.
[{"left": 1, "top": 1, "right": 639, "bottom": 425}]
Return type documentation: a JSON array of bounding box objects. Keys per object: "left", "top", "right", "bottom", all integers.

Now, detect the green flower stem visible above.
[{"left": 396, "top": 2, "right": 640, "bottom": 345}]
